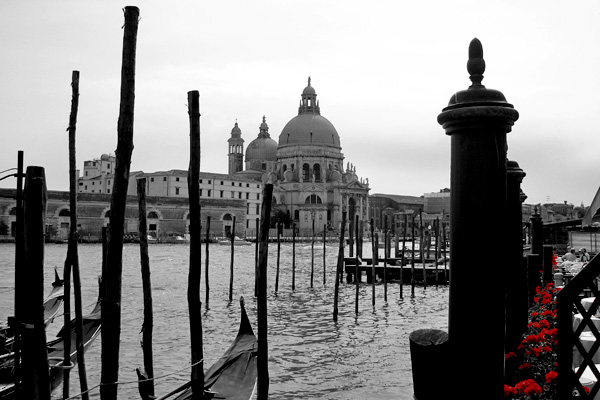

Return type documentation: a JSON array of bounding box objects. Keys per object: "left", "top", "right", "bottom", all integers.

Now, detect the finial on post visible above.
[
  {"left": 308, "top": 76, "right": 311, "bottom": 87},
  {"left": 467, "top": 38, "right": 485, "bottom": 88}
]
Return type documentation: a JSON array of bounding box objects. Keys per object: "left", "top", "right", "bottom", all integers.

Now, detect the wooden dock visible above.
[{"left": 343, "top": 257, "right": 449, "bottom": 285}]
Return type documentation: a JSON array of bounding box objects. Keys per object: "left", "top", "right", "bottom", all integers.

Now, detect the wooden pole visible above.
[
  {"left": 311, "top": 216, "right": 315, "bottom": 288},
  {"left": 275, "top": 222, "right": 281, "bottom": 292},
  {"left": 256, "top": 184, "right": 273, "bottom": 400},
  {"left": 323, "top": 224, "right": 326, "bottom": 285},
  {"left": 434, "top": 217, "right": 439, "bottom": 287},
  {"left": 420, "top": 209, "right": 426, "bottom": 290},
  {"left": 292, "top": 223, "right": 296, "bottom": 291},
  {"left": 205, "top": 216, "right": 211, "bottom": 307},
  {"left": 411, "top": 215, "right": 416, "bottom": 297},
  {"left": 186, "top": 90, "right": 204, "bottom": 398},
  {"left": 255, "top": 217, "right": 259, "bottom": 297},
  {"left": 370, "top": 218, "right": 375, "bottom": 307},
  {"left": 137, "top": 178, "right": 154, "bottom": 398},
  {"left": 333, "top": 212, "right": 346, "bottom": 322},
  {"left": 355, "top": 215, "right": 360, "bottom": 314},
  {"left": 66, "top": 69, "right": 90, "bottom": 400},
  {"left": 229, "top": 216, "right": 236, "bottom": 302},
  {"left": 394, "top": 216, "right": 399, "bottom": 258},
  {"left": 22, "top": 166, "right": 50, "bottom": 400},
  {"left": 442, "top": 222, "right": 448, "bottom": 283},
  {"left": 383, "top": 217, "right": 388, "bottom": 302},
  {"left": 400, "top": 215, "right": 407, "bottom": 299},
  {"left": 101, "top": 7, "right": 139, "bottom": 399},
  {"left": 349, "top": 210, "right": 354, "bottom": 258},
  {"left": 12, "top": 150, "right": 24, "bottom": 395},
  {"left": 358, "top": 219, "right": 363, "bottom": 258}
]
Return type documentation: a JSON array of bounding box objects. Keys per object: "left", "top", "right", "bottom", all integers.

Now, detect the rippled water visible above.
[{"left": 0, "top": 242, "right": 449, "bottom": 399}]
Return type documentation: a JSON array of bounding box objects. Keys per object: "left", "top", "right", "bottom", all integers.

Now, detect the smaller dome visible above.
[
  {"left": 302, "top": 76, "right": 315, "bottom": 95},
  {"left": 230, "top": 122, "right": 242, "bottom": 138},
  {"left": 246, "top": 138, "right": 278, "bottom": 162},
  {"left": 246, "top": 116, "right": 277, "bottom": 162}
]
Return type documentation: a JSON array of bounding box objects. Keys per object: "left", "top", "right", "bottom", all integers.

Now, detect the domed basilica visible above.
[{"left": 227, "top": 78, "right": 370, "bottom": 231}]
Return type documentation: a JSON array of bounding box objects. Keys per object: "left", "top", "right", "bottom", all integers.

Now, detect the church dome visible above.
[
  {"left": 278, "top": 77, "right": 341, "bottom": 149},
  {"left": 246, "top": 116, "right": 278, "bottom": 162},
  {"left": 279, "top": 114, "right": 340, "bottom": 148}
]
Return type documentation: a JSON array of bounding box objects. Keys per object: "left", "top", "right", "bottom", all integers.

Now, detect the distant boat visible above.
[{"left": 218, "top": 236, "right": 252, "bottom": 246}]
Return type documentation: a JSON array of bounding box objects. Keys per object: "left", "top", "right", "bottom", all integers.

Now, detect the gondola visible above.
[
  {"left": 138, "top": 297, "right": 257, "bottom": 400},
  {"left": 0, "top": 297, "right": 101, "bottom": 398},
  {"left": 0, "top": 267, "right": 64, "bottom": 354}
]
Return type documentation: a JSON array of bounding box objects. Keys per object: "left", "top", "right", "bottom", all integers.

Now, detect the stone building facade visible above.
[{"left": 0, "top": 188, "right": 246, "bottom": 242}]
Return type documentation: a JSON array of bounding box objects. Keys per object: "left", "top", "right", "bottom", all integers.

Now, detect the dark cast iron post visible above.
[
  {"left": 505, "top": 160, "right": 528, "bottom": 383},
  {"left": 437, "top": 38, "right": 519, "bottom": 399}
]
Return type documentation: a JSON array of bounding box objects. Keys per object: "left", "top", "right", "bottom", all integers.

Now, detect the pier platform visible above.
[{"left": 343, "top": 257, "right": 449, "bottom": 285}]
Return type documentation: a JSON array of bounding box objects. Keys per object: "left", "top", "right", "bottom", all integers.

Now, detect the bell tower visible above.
[{"left": 228, "top": 121, "right": 244, "bottom": 174}]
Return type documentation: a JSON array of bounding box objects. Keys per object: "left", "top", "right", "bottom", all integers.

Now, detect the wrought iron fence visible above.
[{"left": 557, "top": 254, "right": 600, "bottom": 398}]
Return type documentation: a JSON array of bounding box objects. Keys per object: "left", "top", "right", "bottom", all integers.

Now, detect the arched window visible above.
[
  {"left": 58, "top": 209, "right": 70, "bottom": 217},
  {"left": 223, "top": 213, "right": 232, "bottom": 221},
  {"left": 302, "top": 163, "right": 310, "bottom": 181},
  {"left": 313, "top": 163, "right": 321, "bottom": 181},
  {"left": 148, "top": 211, "right": 159, "bottom": 219},
  {"left": 294, "top": 210, "right": 299, "bottom": 220},
  {"left": 290, "top": 164, "right": 294, "bottom": 171},
  {"left": 283, "top": 164, "right": 287, "bottom": 172},
  {"left": 305, "top": 195, "right": 322, "bottom": 204}
]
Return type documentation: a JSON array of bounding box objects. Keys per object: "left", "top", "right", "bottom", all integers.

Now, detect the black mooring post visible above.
[
  {"left": 505, "top": 160, "right": 528, "bottom": 366},
  {"left": 436, "top": 39, "right": 519, "bottom": 400}
]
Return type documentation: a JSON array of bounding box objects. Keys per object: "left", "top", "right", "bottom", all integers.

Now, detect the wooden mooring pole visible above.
[
  {"left": 256, "top": 184, "right": 273, "bottom": 400},
  {"left": 229, "top": 216, "right": 236, "bottom": 302},
  {"left": 400, "top": 214, "right": 407, "bottom": 299},
  {"left": 411, "top": 215, "right": 416, "bottom": 297},
  {"left": 22, "top": 166, "right": 50, "bottom": 399},
  {"left": 67, "top": 69, "right": 90, "bottom": 400},
  {"left": 333, "top": 212, "right": 346, "bottom": 322},
  {"left": 255, "top": 217, "right": 259, "bottom": 297},
  {"left": 311, "top": 217, "right": 315, "bottom": 288},
  {"left": 275, "top": 222, "right": 281, "bottom": 292},
  {"left": 205, "top": 216, "right": 211, "bottom": 307},
  {"left": 292, "top": 223, "right": 296, "bottom": 290},
  {"left": 419, "top": 210, "right": 426, "bottom": 290},
  {"left": 186, "top": 89, "right": 204, "bottom": 398},
  {"left": 356, "top": 215, "right": 360, "bottom": 313},
  {"left": 136, "top": 178, "right": 154, "bottom": 398},
  {"left": 383, "top": 217, "right": 388, "bottom": 302},
  {"left": 101, "top": 7, "right": 139, "bottom": 399},
  {"left": 11, "top": 150, "right": 24, "bottom": 395},
  {"left": 323, "top": 224, "right": 326, "bottom": 285}
]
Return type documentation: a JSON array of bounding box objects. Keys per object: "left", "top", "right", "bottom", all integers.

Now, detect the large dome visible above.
[
  {"left": 246, "top": 116, "right": 278, "bottom": 162},
  {"left": 278, "top": 114, "right": 340, "bottom": 148},
  {"left": 278, "top": 77, "right": 341, "bottom": 149}
]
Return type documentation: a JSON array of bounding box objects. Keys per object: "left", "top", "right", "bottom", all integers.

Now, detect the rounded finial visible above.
[{"left": 467, "top": 38, "right": 485, "bottom": 87}]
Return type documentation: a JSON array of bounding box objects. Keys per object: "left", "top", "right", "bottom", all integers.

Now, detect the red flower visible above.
[
  {"left": 504, "top": 384, "right": 517, "bottom": 397},
  {"left": 505, "top": 352, "right": 516, "bottom": 360},
  {"left": 524, "top": 382, "right": 542, "bottom": 395},
  {"left": 519, "top": 363, "right": 532, "bottom": 370},
  {"left": 545, "top": 370, "right": 557, "bottom": 383}
]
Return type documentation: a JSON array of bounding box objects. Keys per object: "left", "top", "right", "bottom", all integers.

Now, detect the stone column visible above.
[{"left": 437, "top": 38, "right": 519, "bottom": 399}]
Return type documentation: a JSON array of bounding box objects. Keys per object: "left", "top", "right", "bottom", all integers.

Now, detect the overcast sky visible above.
[{"left": 1, "top": 0, "right": 599, "bottom": 207}]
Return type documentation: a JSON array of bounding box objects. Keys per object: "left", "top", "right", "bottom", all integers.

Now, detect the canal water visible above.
[{"left": 0, "top": 242, "right": 449, "bottom": 399}]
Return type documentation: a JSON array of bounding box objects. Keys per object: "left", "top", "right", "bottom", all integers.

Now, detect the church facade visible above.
[{"left": 230, "top": 78, "right": 370, "bottom": 233}]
